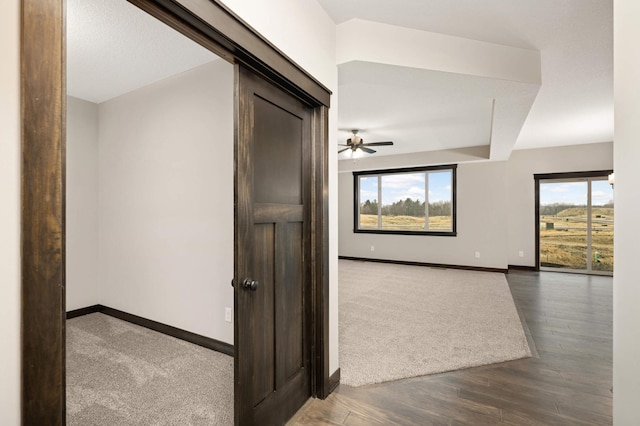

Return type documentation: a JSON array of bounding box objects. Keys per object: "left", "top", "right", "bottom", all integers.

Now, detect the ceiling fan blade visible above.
[
  {"left": 338, "top": 147, "right": 351, "bottom": 153},
  {"left": 362, "top": 141, "right": 394, "bottom": 146},
  {"left": 338, "top": 144, "right": 351, "bottom": 147},
  {"left": 360, "top": 146, "right": 377, "bottom": 154}
]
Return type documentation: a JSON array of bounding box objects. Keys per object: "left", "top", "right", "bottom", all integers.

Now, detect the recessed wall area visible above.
[
  {"left": 338, "top": 142, "right": 613, "bottom": 270},
  {"left": 339, "top": 161, "right": 509, "bottom": 268},
  {"left": 66, "top": 59, "right": 234, "bottom": 343}
]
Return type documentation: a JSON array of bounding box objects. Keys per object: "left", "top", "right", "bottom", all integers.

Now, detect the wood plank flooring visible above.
[{"left": 289, "top": 270, "right": 612, "bottom": 425}]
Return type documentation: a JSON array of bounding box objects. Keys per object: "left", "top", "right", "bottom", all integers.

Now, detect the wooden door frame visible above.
[{"left": 20, "top": 0, "right": 331, "bottom": 423}]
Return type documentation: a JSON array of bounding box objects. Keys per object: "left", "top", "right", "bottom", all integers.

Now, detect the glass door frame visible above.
[{"left": 534, "top": 169, "right": 614, "bottom": 276}]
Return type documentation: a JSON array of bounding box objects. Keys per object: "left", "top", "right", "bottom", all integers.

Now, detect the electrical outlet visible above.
[
  {"left": 475, "top": 251, "right": 480, "bottom": 259},
  {"left": 225, "top": 307, "right": 232, "bottom": 323},
  {"left": 370, "top": 245, "right": 375, "bottom": 252},
  {"left": 518, "top": 250, "right": 524, "bottom": 257}
]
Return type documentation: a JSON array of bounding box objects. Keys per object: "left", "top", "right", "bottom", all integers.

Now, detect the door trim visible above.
[
  {"left": 129, "top": 0, "right": 331, "bottom": 108},
  {"left": 21, "top": 0, "right": 66, "bottom": 423},
  {"left": 20, "top": 0, "right": 331, "bottom": 423},
  {"left": 534, "top": 170, "right": 613, "bottom": 273}
]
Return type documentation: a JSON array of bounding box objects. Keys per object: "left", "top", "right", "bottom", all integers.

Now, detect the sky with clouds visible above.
[
  {"left": 360, "top": 174, "right": 613, "bottom": 207},
  {"left": 359, "top": 170, "right": 452, "bottom": 205},
  {"left": 540, "top": 180, "right": 613, "bottom": 206}
]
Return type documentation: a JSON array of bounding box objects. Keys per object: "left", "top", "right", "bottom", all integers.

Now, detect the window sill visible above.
[{"left": 354, "top": 229, "right": 457, "bottom": 237}]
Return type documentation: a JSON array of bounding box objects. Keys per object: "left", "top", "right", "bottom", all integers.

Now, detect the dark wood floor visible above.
[{"left": 289, "top": 270, "right": 613, "bottom": 425}]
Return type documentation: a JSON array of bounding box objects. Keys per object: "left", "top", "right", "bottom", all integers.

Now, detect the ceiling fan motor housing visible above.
[{"left": 339, "top": 130, "right": 393, "bottom": 155}]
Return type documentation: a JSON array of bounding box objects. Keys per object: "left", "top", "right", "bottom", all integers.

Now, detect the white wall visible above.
[
  {"left": 0, "top": 0, "right": 20, "bottom": 423},
  {"left": 67, "top": 96, "right": 100, "bottom": 310},
  {"left": 339, "top": 161, "right": 509, "bottom": 269},
  {"left": 613, "top": 0, "right": 640, "bottom": 423},
  {"left": 98, "top": 60, "right": 235, "bottom": 344},
  {"left": 507, "top": 142, "right": 613, "bottom": 267},
  {"left": 339, "top": 142, "right": 613, "bottom": 271},
  {"left": 221, "top": 0, "right": 341, "bottom": 375}
]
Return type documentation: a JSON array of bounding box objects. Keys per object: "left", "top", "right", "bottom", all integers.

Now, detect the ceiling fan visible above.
[{"left": 338, "top": 130, "right": 394, "bottom": 155}]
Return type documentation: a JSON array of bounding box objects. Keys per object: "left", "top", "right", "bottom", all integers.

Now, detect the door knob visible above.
[{"left": 243, "top": 279, "right": 259, "bottom": 291}]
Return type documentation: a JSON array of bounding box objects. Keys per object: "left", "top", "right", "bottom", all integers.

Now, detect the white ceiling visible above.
[
  {"left": 67, "top": 0, "right": 218, "bottom": 103},
  {"left": 338, "top": 61, "right": 533, "bottom": 157},
  {"left": 318, "top": 0, "right": 613, "bottom": 156},
  {"left": 67, "top": 0, "right": 613, "bottom": 159}
]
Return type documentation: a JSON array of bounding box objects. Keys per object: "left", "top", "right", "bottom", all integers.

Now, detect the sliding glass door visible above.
[
  {"left": 538, "top": 176, "right": 613, "bottom": 274},
  {"left": 590, "top": 179, "right": 614, "bottom": 272}
]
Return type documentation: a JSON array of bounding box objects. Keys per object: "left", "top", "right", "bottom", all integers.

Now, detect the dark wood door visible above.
[{"left": 235, "top": 66, "right": 313, "bottom": 426}]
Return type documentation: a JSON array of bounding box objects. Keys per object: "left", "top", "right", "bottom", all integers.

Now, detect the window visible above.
[
  {"left": 354, "top": 165, "right": 457, "bottom": 235},
  {"left": 535, "top": 170, "right": 614, "bottom": 275}
]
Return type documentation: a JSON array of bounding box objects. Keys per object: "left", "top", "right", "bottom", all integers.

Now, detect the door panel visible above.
[
  {"left": 253, "top": 96, "right": 303, "bottom": 205},
  {"left": 235, "top": 65, "right": 312, "bottom": 426},
  {"left": 250, "top": 223, "right": 275, "bottom": 406},
  {"left": 539, "top": 181, "right": 588, "bottom": 270},
  {"left": 590, "top": 180, "right": 614, "bottom": 272},
  {"left": 276, "top": 222, "right": 304, "bottom": 387},
  {"left": 538, "top": 177, "right": 614, "bottom": 274}
]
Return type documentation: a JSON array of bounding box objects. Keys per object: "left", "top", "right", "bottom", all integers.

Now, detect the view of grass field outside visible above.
[
  {"left": 358, "top": 169, "right": 453, "bottom": 232},
  {"left": 539, "top": 179, "right": 613, "bottom": 273}
]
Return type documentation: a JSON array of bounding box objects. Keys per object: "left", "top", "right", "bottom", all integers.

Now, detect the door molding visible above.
[
  {"left": 21, "top": 0, "right": 66, "bottom": 423},
  {"left": 129, "top": 0, "right": 331, "bottom": 108},
  {"left": 20, "top": 0, "right": 331, "bottom": 423}
]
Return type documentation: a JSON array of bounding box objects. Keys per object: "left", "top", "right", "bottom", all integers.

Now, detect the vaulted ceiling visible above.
[{"left": 318, "top": 0, "right": 613, "bottom": 161}]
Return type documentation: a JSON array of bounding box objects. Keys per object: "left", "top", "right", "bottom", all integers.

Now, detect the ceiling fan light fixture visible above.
[{"left": 338, "top": 129, "right": 394, "bottom": 157}]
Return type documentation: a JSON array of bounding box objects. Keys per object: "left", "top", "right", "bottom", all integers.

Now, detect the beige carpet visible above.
[
  {"left": 67, "top": 313, "right": 233, "bottom": 425},
  {"left": 339, "top": 259, "right": 532, "bottom": 387}
]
